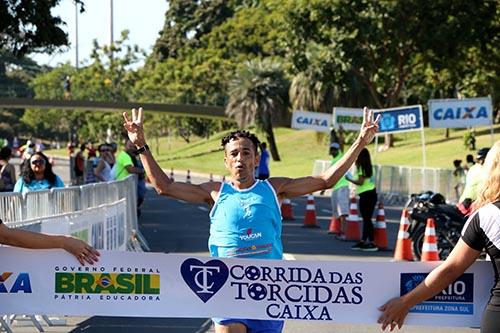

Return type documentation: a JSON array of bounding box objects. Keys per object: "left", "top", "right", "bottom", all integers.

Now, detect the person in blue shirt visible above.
[
  {"left": 123, "top": 107, "right": 380, "bottom": 333},
  {"left": 257, "top": 142, "right": 270, "bottom": 180},
  {"left": 14, "top": 152, "right": 65, "bottom": 193}
]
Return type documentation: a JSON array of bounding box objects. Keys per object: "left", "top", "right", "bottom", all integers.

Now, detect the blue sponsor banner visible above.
[
  {"left": 375, "top": 105, "right": 423, "bottom": 134},
  {"left": 428, "top": 97, "right": 492, "bottom": 128},
  {"left": 411, "top": 302, "right": 473, "bottom": 315},
  {"left": 401, "top": 273, "right": 474, "bottom": 315}
]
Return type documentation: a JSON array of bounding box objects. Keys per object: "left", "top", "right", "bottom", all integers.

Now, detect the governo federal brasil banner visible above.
[{"left": 0, "top": 248, "right": 493, "bottom": 327}]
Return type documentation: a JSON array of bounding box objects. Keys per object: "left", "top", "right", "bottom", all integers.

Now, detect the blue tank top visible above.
[{"left": 208, "top": 180, "right": 283, "bottom": 259}]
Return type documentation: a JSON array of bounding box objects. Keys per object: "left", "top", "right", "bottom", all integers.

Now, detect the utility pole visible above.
[
  {"left": 110, "top": 0, "right": 114, "bottom": 46},
  {"left": 74, "top": 1, "right": 79, "bottom": 69}
]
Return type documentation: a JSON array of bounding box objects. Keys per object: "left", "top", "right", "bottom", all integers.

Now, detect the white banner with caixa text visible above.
[{"left": 0, "top": 248, "right": 493, "bottom": 327}]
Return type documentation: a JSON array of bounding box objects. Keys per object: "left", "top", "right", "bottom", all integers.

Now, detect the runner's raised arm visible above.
[
  {"left": 269, "top": 107, "right": 380, "bottom": 199},
  {"left": 123, "top": 108, "right": 218, "bottom": 204}
]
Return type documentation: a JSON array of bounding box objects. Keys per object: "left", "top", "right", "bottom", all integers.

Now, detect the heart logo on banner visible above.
[{"left": 180, "top": 258, "right": 229, "bottom": 303}]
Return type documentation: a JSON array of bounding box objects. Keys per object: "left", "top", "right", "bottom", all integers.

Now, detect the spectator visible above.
[
  {"left": 87, "top": 142, "right": 97, "bottom": 159},
  {"left": 329, "top": 142, "right": 350, "bottom": 239},
  {"left": 378, "top": 141, "right": 500, "bottom": 332},
  {"left": 0, "top": 147, "right": 16, "bottom": 192},
  {"left": 464, "top": 153, "right": 475, "bottom": 172},
  {"left": 114, "top": 138, "right": 146, "bottom": 216},
  {"left": 346, "top": 148, "right": 378, "bottom": 251},
  {"left": 35, "top": 139, "right": 45, "bottom": 152},
  {"left": 458, "top": 147, "right": 490, "bottom": 215},
  {"left": 73, "top": 144, "right": 86, "bottom": 185},
  {"left": 21, "top": 140, "right": 35, "bottom": 164},
  {"left": 13, "top": 152, "right": 65, "bottom": 193},
  {"left": 63, "top": 75, "right": 72, "bottom": 99},
  {"left": 257, "top": 142, "right": 270, "bottom": 180},
  {"left": 330, "top": 126, "right": 346, "bottom": 152},
  {"left": 67, "top": 142, "right": 75, "bottom": 157},
  {"left": 0, "top": 218, "right": 99, "bottom": 265},
  {"left": 94, "top": 143, "right": 115, "bottom": 182},
  {"left": 114, "top": 138, "right": 144, "bottom": 181},
  {"left": 452, "top": 159, "right": 466, "bottom": 202}
]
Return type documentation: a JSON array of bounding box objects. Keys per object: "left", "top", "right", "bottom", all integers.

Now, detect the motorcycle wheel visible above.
[
  {"left": 412, "top": 227, "right": 424, "bottom": 261},
  {"left": 412, "top": 226, "right": 453, "bottom": 261}
]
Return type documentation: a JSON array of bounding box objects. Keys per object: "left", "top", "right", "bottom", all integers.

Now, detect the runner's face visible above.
[{"left": 224, "top": 138, "right": 259, "bottom": 183}]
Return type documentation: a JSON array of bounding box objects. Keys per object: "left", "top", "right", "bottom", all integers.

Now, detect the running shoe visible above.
[
  {"left": 360, "top": 243, "right": 379, "bottom": 252},
  {"left": 351, "top": 241, "right": 365, "bottom": 250}
]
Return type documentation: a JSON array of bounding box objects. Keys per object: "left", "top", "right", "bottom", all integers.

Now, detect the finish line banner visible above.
[{"left": 0, "top": 248, "right": 492, "bottom": 327}]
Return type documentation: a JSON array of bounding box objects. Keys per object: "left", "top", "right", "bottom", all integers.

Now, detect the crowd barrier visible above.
[
  {"left": 0, "top": 175, "right": 149, "bottom": 252},
  {"left": 0, "top": 175, "right": 150, "bottom": 332},
  {"left": 313, "top": 160, "right": 455, "bottom": 205}
]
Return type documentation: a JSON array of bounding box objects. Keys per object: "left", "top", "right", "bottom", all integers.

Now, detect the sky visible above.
[{"left": 30, "top": 0, "right": 169, "bottom": 67}]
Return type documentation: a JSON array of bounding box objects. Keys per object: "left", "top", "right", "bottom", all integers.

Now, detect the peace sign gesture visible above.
[
  {"left": 123, "top": 107, "right": 146, "bottom": 146},
  {"left": 358, "top": 106, "right": 381, "bottom": 145}
]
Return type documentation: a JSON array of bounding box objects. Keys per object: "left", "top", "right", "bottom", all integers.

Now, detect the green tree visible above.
[
  {"left": 152, "top": 0, "right": 237, "bottom": 60},
  {"left": 226, "top": 59, "right": 289, "bottom": 161},
  {"left": 285, "top": 0, "right": 499, "bottom": 147},
  {"left": 140, "top": 0, "right": 289, "bottom": 141},
  {"left": 289, "top": 43, "right": 337, "bottom": 113},
  {"left": 0, "top": 0, "right": 84, "bottom": 57},
  {"left": 27, "top": 31, "right": 141, "bottom": 142}
]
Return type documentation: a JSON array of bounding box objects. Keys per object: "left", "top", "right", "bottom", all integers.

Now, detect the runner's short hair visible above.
[{"left": 221, "top": 130, "right": 261, "bottom": 154}]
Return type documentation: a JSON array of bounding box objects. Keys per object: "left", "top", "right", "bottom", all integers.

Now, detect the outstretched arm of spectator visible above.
[
  {"left": 123, "top": 108, "right": 217, "bottom": 204},
  {"left": 0, "top": 223, "right": 100, "bottom": 265},
  {"left": 270, "top": 107, "right": 380, "bottom": 199},
  {"left": 378, "top": 239, "right": 480, "bottom": 331}
]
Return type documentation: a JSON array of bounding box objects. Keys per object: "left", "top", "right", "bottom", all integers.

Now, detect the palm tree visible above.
[
  {"left": 225, "top": 59, "right": 289, "bottom": 161},
  {"left": 290, "top": 71, "right": 336, "bottom": 113}
]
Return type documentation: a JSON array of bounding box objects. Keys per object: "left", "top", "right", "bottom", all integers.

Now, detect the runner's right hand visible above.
[{"left": 123, "top": 107, "right": 146, "bottom": 146}]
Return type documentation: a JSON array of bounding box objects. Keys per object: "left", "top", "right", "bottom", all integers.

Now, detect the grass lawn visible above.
[{"left": 45, "top": 124, "right": 500, "bottom": 178}]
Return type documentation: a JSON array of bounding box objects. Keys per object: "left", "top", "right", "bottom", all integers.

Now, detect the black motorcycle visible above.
[{"left": 405, "top": 191, "right": 467, "bottom": 260}]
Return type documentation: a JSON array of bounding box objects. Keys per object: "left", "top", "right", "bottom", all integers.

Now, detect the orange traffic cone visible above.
[
  {"left": 170, "top": 168, "right": 175, "bottom": 182},
  {"left": 393, "top": 209, "right": 413, "bottom": 261},
  {"left": 281, "top": 198, "right": 294, "bottom": 220},
  {"left": 374, "top": 202, "right": 389, "bottom": 250},
  {"left": 421, "top": 218, "right": 440, "bottom": 261},
  {"left": 345, "top": 197, "right": 361, "bottom": 241},
  {"left": 302, "top": 194, "right": 319, "bottom": 228},
  {"left": 328, "top": 216, "right": 342, "bottom": 234},
  {"left": 186, "top": 169, "right": 191, "bottom": 184}
]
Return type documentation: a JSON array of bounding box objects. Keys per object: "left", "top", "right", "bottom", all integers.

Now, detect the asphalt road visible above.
[{"left": 6, "top": 161, "right": 480, "bottom": 333}]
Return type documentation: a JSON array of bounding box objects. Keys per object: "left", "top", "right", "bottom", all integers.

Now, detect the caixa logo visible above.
[
  {"left": 296, "top": 116, "right": 328, "bottom": 127},
  {"left": 433, "top": 106, "right": 488, "bottom": 120},
  {"left": 0, "top": 272, "right": 32, "bottom": 293},
  {"left": 181, "top": 259, "right": 228, "bottom": 303}
]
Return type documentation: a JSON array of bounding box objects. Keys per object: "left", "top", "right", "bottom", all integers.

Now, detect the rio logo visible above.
[{"left": 0, "top": 272, "right": 32, "bottom": 293}]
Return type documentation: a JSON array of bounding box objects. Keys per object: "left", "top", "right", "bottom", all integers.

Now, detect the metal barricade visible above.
[
  {"left": 52, "top": 187, "right": 81, "bottom": 214},
  {"left": 24, "top": 190, "right": 52, "bottom": 220},
  {"left": 0, "top": 175, "right": 149, "bottom": 251},
  {"left": 79, "top": 183, "right": 95, "bottom": 210},
  {"left": 0, "top": 192, "right": 23, "bottom": 222},
  {"left": 313, "top": 160, "right": 454, "bottom": 203}
]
